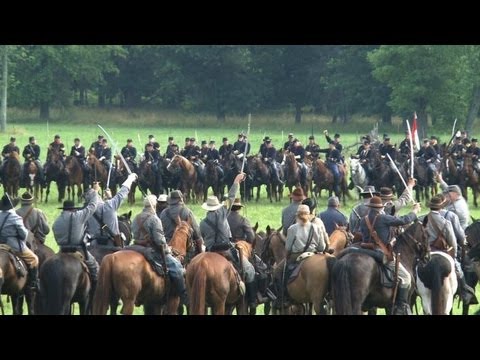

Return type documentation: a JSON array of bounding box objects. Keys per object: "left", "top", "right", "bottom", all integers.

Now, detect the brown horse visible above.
[
  {"left": 167, "top": 155, "right": 202, "bottom": 203},
  {"left": 260, "top": 225, "right": 287, "bottom": 268},
  {"left": 284, "top": 152, "right": 303, "bottom": 196},
  {"left": 87, "top": 154, "right": 111, "bottom": 194},
  {"left": 329, "top": 226, "right": 351, "bottom": 257},
  {"left": 92, "top": 220, "right": 190, "bottom": 315},
  {"left": 64, "top": 156, "right": 84, "bottom": 204},
  {"left": 461, "top": 154, "right": 480, "bottom": 207},
  {"left": 115, "top": 156, "right": 137, "bottom": 205},
  {"left": 312, "top": 159, "right": 349, "bottom": 204},
  {"left": 44, "top": 148, "right": 67, "bottom": 203},
  {"left": 203, "top": 160, "right": 224, "bottom": 202},
  {"left": 2, "top": 151, "right": 21, "bottom": 197},
  {"left": 0, "top": 249, "right": 32, "bottom": 315},
  {"left": 25, "top": 160, "right": 43, "bottom": 202},
  {"left": 186, "top": 252, "right": 246, "bottom": 315}
]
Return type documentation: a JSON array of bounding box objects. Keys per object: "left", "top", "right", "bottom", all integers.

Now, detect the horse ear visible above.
[
  {"left": 471, "top": 216, "right": 477, "bottom": 223},
  {"left": 253, "top": 222, "right": 259, "bottom": 232},
  {"left": 127, "top": 210, "right": 132, "bottom": 220},
  {"left": 266, "top": 225, "right": 271, "bottom": 235},
  {"left": 422, "top": 215, "right": 429, "bottom": 227},
  {"left": 276, "top": 225, "right": 283, "bottom": 233}
]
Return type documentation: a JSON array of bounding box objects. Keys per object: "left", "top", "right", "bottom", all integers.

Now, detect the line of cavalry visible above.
[{"left": 1, "top": 125, "right": 480, "bottom": 315}]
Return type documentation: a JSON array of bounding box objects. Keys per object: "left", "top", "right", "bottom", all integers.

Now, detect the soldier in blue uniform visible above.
[
  {"left": 289, "top": 139, "right": 307, "bottom": 185},
  {"left": 219, "top": 137, "right": 233, "bottom": 160},
  {"left": 21, "top": 136, "right": 45, "bottom": 187},
  {"left": 261, "top": 139, "right": 283, "bottom": 185},
  {"left": 120, "top": 139, "right": 138, "bottom": 172},
  {"left": 324, "top": 130, "right": 343, "bottom": 153},
  {"left": 318, "top": 196, "right": 348, "bottom": 236},
  {"left": 318, "top": 141, "right": 343, "bottom": 195},
  {"left": 305, "top": 135, "right": 320, "bottom": 158}
]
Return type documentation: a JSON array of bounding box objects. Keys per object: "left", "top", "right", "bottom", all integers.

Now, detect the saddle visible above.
[
  {"left": 126, "top": 245, "right": 165, "bottom": 277},
  {"left": 338, "top": 246, "right": 395, "bottom": 288},
  {"left": 0, "top": 244, "right": 27, "bottom": 278},
  {"left": 285, "top": 252, "right": 316, "bottom": 285},
  {"left": 59, "top": 247, "right": 90, "bottom": 274}
]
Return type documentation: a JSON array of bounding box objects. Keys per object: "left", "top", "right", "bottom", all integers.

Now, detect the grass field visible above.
[{"left": 1, "top": 109, "right": 480, "bottom": 315}]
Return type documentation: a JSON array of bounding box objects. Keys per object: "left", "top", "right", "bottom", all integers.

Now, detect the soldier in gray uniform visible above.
[
  {"left": 0, "top": 194, "right": 40, "bottom": 292},
  {"left": 227, "top": 198, "right": 255, "bottom": 244},
  {"left": 160, "top": 189, "right": 204, "bottom": 255},
  {"left": 379, "top": 177, "right": 416, "bottom": 216},
  {"left": 437, "top": 173, "right": 470, "bottom": 230},
  {"left": 131, "top": 194, "right": 188, "bottom": 306},
  {"left": 52, "top": 184, "right": 101, "bottom": 292},
  {"left": 359, "top": 196, "right": 421, "bottom": 315},
  {"left": 156, "top": 194, "right": 168, "bottom": 217},
  {"left": 349, "top": 185, "right": 379, "bottom": 238},
  {"left": 426, "top": 194, "right": 477, "bottom": 305},
  {"left": 86, "top": 173, "right": 138, "bottom": 247},
  {"left": 318, "top": 196, "right": 348, "bottom": 236},
  {"left": 200, "top": 173, "right": 257, "bottom": 307},
  {"left": 281, "top": 187, "right": 306, "bottom": 236},
  {"left": 16, "top": 192, "right": 50, "bottom": 247}
]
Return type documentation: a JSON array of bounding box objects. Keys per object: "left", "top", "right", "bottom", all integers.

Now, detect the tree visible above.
[{"left": 1, "top": 46, "right": 8, "bottom": 132}]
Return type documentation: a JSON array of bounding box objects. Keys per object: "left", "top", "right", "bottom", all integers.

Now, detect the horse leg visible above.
[
  {"left": 121, "top": 299, "right": 136, "bottom": 315},
  {"left": 45, "top": 181, "right": 50, "bottom": 203}
]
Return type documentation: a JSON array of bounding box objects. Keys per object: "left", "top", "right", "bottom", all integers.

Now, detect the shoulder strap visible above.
[
  {"left": 67, "top": 213, "right": 73, "bottom": 245},
  {"left": 428, "top": 213, "right": 447, "bottom": 236},
  {"left": 364, "top": 214, "right": 382, "bottom": 246},
  {"left": 302, "top": 223, "right": 315, "bottom": 253},
  {"left": 92, "top": 208, "right": 115, "bottom": 238}
]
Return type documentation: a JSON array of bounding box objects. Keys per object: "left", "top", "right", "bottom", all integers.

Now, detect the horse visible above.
[
  {"left": 284, "top": 152, "right": 304, "bottom": 196},
  {"left": 462, "top": 219, "right": 480, "bottom": 315},
  {"left": 248, "top": 156, "right": 275, "bottom": 202},
  {"left": 64, "top": 156, "right": 84, "bottom": 204},
  {"left": 203, "top": 160, "right": 223, "bottom": 202},
  {"left": 186, "top": 252, "right": 246, "bottom": 315},
  {"left": 461, "top": 154, "right": 480, "bottom": 207},
  {"left": 312, "top": 159, "right": 349, "bottom": 204},
  {"left": 0, "top": 248, "right": 33, "bottom": 315},
  {"left": 44, "top": 149, "right": 67, "bottom": 203},
  {"left": 167, "top": 155, "right": 203, "bottom": 203},
  {"left": 2, "top": 151, "right": 21, "bottom": 197},
  {"left": 332, "top": 220, "right": 429, "bottom": 315},
  {"left": 92, "top": 220, "right": 191, "bottom": 315},
  {"left": 31, "top": 238, "right": 55, "bottom": 269},
  {"left": 86, "top": 154, "right": 114, "bottom": 195},
  {"left": 260, "top": 225, "right": 287, "bottom": 268},
  {"left": 25, "top": 160, "right": 43, "bottom": 202},
  {"left": 349, "top": 157, "right": 368, "bottom": 197},
  {"left": 329, "top": 225, "right": 352, "bottom": 257},
  {"left": 416, "top": 251, "right": 457, "bottom": 315},
  {"left": 37, "top": 252, "right": 91, "bottom": 315},
  {"left": 137, "top": 158, "right": 159, "bottom": 196},
  {"left": 115, "top": 156, "right": 137, "bottom": 205}
]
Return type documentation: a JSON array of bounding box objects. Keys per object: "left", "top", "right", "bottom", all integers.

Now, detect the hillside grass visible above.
[{"left": 1, "top": 109, "right": 479, "bottom": 315}]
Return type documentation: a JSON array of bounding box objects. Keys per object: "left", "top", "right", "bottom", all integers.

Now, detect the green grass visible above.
[{"left": 1, "top": 113, "right": 480, "bottom": 315}]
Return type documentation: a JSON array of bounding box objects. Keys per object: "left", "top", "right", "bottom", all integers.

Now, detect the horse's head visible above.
[
  {"left": 118, "top": 210, "right": 132, "bottom": 224},
  {"left": 167, "top": 155, "right": 182, "bottom": 172},
  {"left": 395, "top": 220, "right": 430, "bottom": 266},
  {"left": 465, "top": 219, "right": 480, "bottom": 248},
  {"left": 169, "top": 219, "right": 193, "bottom": 263}
]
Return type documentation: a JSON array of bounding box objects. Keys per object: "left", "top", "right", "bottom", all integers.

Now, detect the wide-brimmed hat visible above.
[
  {"left": 21, "top": 192, "right": 34, "bottom": 205},
  {"left": 367, "top": 196, "right": 385, "bottom": 208},
  {"left": 296, "top": 204, "right": 311, "bottom": 215},
  {"left": 231, "top": 198, "right": 244, "bottom": 210},
  {"left": 58, "top": 200, "right": 83, "bottom": 210},
  {"left": 380, "top": 187, "right": 394, "bottom": 200},
  {"left": 290, "top": 187, "right": 306, "bottom": 201},
  {"left": 157, "top": 194, "right": 168, "bottom": 202},
  {"left": 447, "top": 185, "right": 462, "bottom": 195},
  {"left": 202, "top": 196, "right": 224, "bottom": 211},
  {"left": 360, "top": 186, "right": 380, "bottom": 197},
  {"left": 429, "top": 194, "right": 447, "bottom": 210},
  {"left": 143, "top": 195, "right": 158, "bottom": 208},
  {"left": 168, "top": 190, "right": 184, "bottom": 205},
  {"left": 0, "top": 194, "right": 19, "bottom": 211}
]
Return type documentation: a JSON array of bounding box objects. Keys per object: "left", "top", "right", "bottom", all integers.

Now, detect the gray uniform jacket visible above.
[
  {"left": 227, "top": 211, "right": 255, "bottom": 243},
  {"left": 160, "top": 203, "right": 202, "bottom": 242},
  {"left": 360, "top": 211, "right": 418, "bottom": 250},
  {"left": 319, "top": 207, "right": 348, "bottom": 236},
  {"left": 384, "top": 187, "right": 412, "bottom": 215},
  {"left": 285, "top": 222, "right": 326, "bottom": 254},
  {"left": 200, "top": 183, "right": 238, "bottom": 251},
  {"left": 132, "top": 208, "right": 168, "bottom": 252},
  {"left": 281, "top": 200, "right": 302, "bottom": 236},
  {"left": 439, "top": 179, "right": 470, "bottom": 230},
  {"left": 349, "top": 201, "right": 370, "bottom": 233},
  {"left": 439, "top": 209, "right": 465, "bottom": 247},
  {"left": 0, "top": 209, "right": 29, "bottom": 252},
  {"left": 86, "top": 185, "right": 129, "bottom": 237},
  {"left": 53, "top": 194, "right": 100, "bottom": 246},
  {"left": 426, "top": 211, "right": 457, "bottom": 257},
  {"left": 16, "top": 205, "right": 50, "bottom": 243}
]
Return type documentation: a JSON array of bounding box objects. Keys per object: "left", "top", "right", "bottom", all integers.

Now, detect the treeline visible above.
[{"left": 2, "top": 45, "right": 480, "bottom": 137}]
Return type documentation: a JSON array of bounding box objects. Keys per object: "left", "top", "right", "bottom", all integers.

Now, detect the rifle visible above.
[{"left": 391, "top": 252, "right": 401, "bottom": 314}]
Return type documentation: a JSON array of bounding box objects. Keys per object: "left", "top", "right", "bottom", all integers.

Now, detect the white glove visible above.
[
  {"left": 323, "top": 130, "right": 328, "bottom": 135},
  {"left": 237, "top": 153, "right": 244, "bottom": 159},
  {"left": 295, "top": 155, "right": 301, "bottom": 160},
  {"left": 75, "top": 151, "right": 80, "bottom": 156},
  {"left": 122, "top": 172, "right": 138, "bottom": 189},
  {"left": 233, "top": 150, "right": 239, "bottom": 155},
  {"left": 99, "top": 156, "right": 105, "bottom": 161}
]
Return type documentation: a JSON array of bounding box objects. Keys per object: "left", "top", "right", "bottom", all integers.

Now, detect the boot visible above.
[
  {"left": 459, "top": 277, "right": 478, "bottom": 305},
  {"left": 245, "top": 281, "right": 257, "bottom": 308},
  {"left": 393, "top": 287, "right": 412, "bottom": 315},
  {"left": 27, "top": 267, "right": 40, "bottom": 293},
  {"left": 170, "top": 275, "right": 189, "bottom": 307}
]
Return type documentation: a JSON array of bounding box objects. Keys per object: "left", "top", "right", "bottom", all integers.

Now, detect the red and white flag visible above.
[{"left": 411, "top": 112, "right": 420, "bottom": 151}]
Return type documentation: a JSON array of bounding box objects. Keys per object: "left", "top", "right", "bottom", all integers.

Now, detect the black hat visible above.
[
  {"left": 98, "top": 135, "right": 104, "bottom": 139},
  {"left": 58, "top": 200, "right": 83, "bottom": 210},
  {"left": 309, "top": 135, "right": 315, "bottom": 140},
  {"left": 265, "top": 139, "right": 271, "bottom": 144},
  {"left": 148, "top": 135, "right": 155, "bottom": 139},
  {"left": 29, "top": 136, "right": 35, "bottom": 142},
  {"left": 185, "top": 137, "right": 190, "bottom": 142},
  {"left": 455, "top": 136, "right": 461, "bottom": 140},
  {"left": 54, "top": 134, "right": 61, "bottom": 139},
  {"left": 222, "top": 137, "right": 228, "bottom": 142},
  {"left": 293, "top": 138, "right": 299, "bottom": 143},
  {"left": 201, "top": 140, "right": 207, "bottom": 145},
  {"left": 168, "top": 136, "right": 174, "bottom": 141},
  {"left": 301, "top": 197, "right": 317, "bottom": 213},
  {"left": 190, "top": 137, "right": 196, "bottom": 142},
  {"left": 146, "top": 142, "right": 153, "bottom": 147},
  {"left": 430, "top": 135, "right": 438, "bottom": 140},
  {"left": 383, "top": 133, "right": 389, "bottom": 139},
  {"left": 263, "top": 136, "right": 271, "bottom": 142},
  {"left": 423, "top": 138, "right": 430, "bottom": 143},
  {"left": 101, "top": 138, "right": 108, "bottom": 143},
  {"left": 334, "top": 133, "right": 340, "bottom": 138},
  {"left": 21, "top": 192, "right": 34, "bottom": 204},
  {"left": 10, "top": 137, "right": 15, "bottom": 142},
  {"left": 238, "top": 133, "right": 244, "bottom": 137},
  {"left": 127, "top": 139, "right": 133, "bottom": 143},
  {"left": 209, "top": 140, "right": 215, "bottom": 144},
  {"left": 472, "top": 138, "right": 478, "bottom": 142},
  {"left": 384, "top": 137, "right": 390, "bottom": 141},
  {"left": 74, "top": 138, "right": 80, "bottom": 142},
  {"left": 363, "top": 140, "right": 370, "bottom": 145},
  {"left": 0, "top": 194, "right": 19, "bottom": 211}
]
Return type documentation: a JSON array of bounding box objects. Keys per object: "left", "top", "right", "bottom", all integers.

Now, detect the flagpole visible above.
[{"left": 406, "top": 119, "right": 414, "bottom": 178}]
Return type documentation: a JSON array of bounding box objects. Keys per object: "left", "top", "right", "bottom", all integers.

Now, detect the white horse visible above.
[
  {"left": 416, "top": 251, "right": 457, "bottom": 315},
  {"left": 349, "top": 158, "right": 368, "bottom": 194}
]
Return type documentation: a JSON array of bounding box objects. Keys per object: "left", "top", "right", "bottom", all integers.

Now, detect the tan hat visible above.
[
  {"left": 157, "top": 194, "right": 168, "bottom": 202},
  {"left": 231, "top": 198, "right": 244, "bottom": 208},
  {"left": 291, "top": 187, "right": 306, "bottom": 201},
  {"left": 202, "top": 196, "right": 224, "bottom": 211},
  {"left": 367, "top": 196, "right": 385, "bottom": 208},
  {"left": 143, "top": 195, "right": 158, "bottom": 208},
  {"left": 296, "top": 204, "right": 311, "bottom": 215}
]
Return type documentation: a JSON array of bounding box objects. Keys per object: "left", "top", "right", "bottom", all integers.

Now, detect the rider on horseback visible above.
[
  {"left": 16, "top": 192, "right": 50, "bottom": 247},
  {"left": 467, "top": 138, "right": 480, "bottom": 173},
  {"left": 0, "top": 194, "right": 40, "bottom": 292},
  {"left": 260, "top": 138, "right": 284, "bottom": 186},
  {"left": 449, "top": 136, "right": 465, "bottom": 171},
  {"left": 417, "top": 138, "right": 438, "bottom": 185},
  {"left": 98, "top": 138, "right": 112, "bottom": 171},
  {"left": 121, "top": 139, "right": 138, "bottom": 172},
  {"left": 305, "top": 135, "right": 320, "bottom": 159},
  {"left": 318, "top": 141, "right": 343, "bottom": 195},
  {"left": 0, "top": 137, "right": 20, "bottom": 177},
  {"left": 359, "top": 196, "right": 421, "bottom": 315},
  {"left": 289, "top": 139, "right": 307, "bottom": 186},
  {"left": 206, "top": 140, "right": 224, "bottom": 181},
  {"left": 144, "top": 143, "right": 160, "bottom": 173},
  {"left": 70, "top": 138, "right": 89, "bottom": 172},
  {"left": 200, "top": 173, "right": 257, "bottom": 308},
  {"left": 21, "top": 136, "right": 45, "bottom": 187},
  {"left": 131, "top": 194, "right": 189, "bottom": 307},
  {"left": 219, "top": 137, "right": 233, "bottom": 160},
  {"left": 52, "top": 185, "right": 101, "bottom": 296}
]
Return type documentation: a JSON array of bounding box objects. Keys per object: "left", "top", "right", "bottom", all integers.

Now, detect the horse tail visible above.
[
  {"left": 332, "top": 259, "right": 354, "bottom": 315},
  {"left": 189, "top": 262, "right": 207, "bottom": 315},
  {"left": 430, "top": 255, "right": 451, "bottom": 315},
  {"left": 93, "top": 255, "right": 114, "bottom": 315},
  {"left": 41, "top": 257, "right": 65, "bottom": 314}
]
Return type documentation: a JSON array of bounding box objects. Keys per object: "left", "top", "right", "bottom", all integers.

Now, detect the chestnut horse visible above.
[
  {"left": 2, "top": 151, "right": 21, "bottom": 197},
  {"left": 167, "top": 155, "right": 202, "bottom": 203},
  {"left": 25, "top": 160, "right": 43, "bottom": 202},
  {"left": 92, "top": 220, "right": 191, "bottom": 315},
  {"left": 64, "top": 156, "right": 84, "bottom": 204}
]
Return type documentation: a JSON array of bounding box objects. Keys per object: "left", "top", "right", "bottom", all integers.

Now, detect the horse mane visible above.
[{"left": 465, "top": 220, "right": 480, "bottom": 247}]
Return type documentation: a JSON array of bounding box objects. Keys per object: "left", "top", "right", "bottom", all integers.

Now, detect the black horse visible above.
[
  {"left": 36, "top": 253, "right": 91, "bottom": 315},
  {"left": 464, "top": 219, "right": 480, "bottom": 315},
  {"left": 332, "top": 220, "right": 429, "bottom": 315}
]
